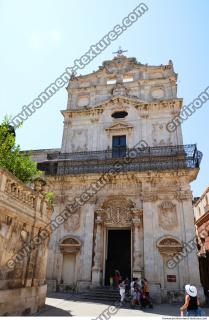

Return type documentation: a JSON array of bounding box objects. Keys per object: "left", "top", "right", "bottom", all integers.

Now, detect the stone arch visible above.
[
  {"left": 157, "top": 236, "right": 182, "bottom": 256},
  {"left": 59, "top": 236, "right": 81, "bottom": 253}
]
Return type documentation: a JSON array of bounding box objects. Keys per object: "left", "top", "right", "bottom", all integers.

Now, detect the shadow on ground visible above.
[
  {"left": 34, "top": 293, "right": 209, "bottom": 317},
  {"left": 34, "top": 305, "right": 72, "bottom": 317}
]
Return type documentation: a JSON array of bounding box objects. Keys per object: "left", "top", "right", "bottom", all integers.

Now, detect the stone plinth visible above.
[{"left": 0, "top": 285, "right": 47, "bottom": 316}]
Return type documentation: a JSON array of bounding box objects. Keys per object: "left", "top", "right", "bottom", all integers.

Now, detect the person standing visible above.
[
  {"left": 109, "top": 276, "right": 113, "bottom": 288},
  {"left": 130, "top": 278, "right": 140, "bottom": 308},
  {"left": 113, "top": 270, "right": 121, "bottom": 289},
  {"left": 143, "top": 278, "right": 153, "bottom": 308},
  {"left": 119, "top": 280, "right": 126, "bottom": 306}
]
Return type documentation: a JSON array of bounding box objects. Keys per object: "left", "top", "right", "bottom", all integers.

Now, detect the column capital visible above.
[
  {"left": 87, "top": 196, "right": 97, "bottom": 204},
  {"left": 95, "top": 208, "right": 105, "bottom": 215},
  {"left": 95, "top": 209, "right": 105, "bottom": 224},
  {"left": 132, "top": 218, "right": 141, "bottom": 227},
  {"left": 95, "top": 216, "right": 103, "bottom": 225},
  {"left": 131, "top": 208, "right": 143, "bottom": 219}
]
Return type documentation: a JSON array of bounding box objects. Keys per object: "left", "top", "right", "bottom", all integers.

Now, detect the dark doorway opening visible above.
[{"left": 105, "top": 229, "right": 131, "bottom": 285}]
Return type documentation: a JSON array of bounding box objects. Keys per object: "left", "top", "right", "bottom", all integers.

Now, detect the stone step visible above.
[
  {"left": 79, "top": 295, "right": 120, "bottom": 303},
  {"left": 79, "top": 287, "right": 121, "bottom": 302},
  {"left": 89, "top": 290, "right": 119, "bottom": 295},
  {"left": 90, "top": 288, "right": 119, "bottom": 293},
  {"left": 81, "top": 293, "right": 120, "bottom": 299}
]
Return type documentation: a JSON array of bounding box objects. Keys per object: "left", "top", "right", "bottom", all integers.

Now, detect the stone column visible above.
[
  {"left": 142, "top": 184, "right": 162, "bottom": 302},
  {"left": 92, "top": 213, "right": 103, "bottom": 286},
  {"left": 132, "top": 217, "right": 142, "bottom": 280},
  {"left": 79, "top": 202, "right": 95, "bottom": 290}
]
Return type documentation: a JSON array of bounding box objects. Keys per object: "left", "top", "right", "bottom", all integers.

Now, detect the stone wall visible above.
[
  {"left": 45, "top": 169, "right": 204, "bottom": 303},
  {"left": 0, "top": 168, "right": 53, "bottom": 316},
  {"left": 31, "top": 55, "right": 204, "bottom": 303},
  {"left": 61, "top": 56, "right": 183, "bottom": 153}
]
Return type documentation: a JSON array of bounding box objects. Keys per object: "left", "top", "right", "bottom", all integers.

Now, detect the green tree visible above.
[{"left": 0, "top": 118, "right": 41, "bottom": 183}]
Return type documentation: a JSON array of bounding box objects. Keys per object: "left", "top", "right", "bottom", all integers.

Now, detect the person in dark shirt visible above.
[{"left": 180, "top": 284, "right": 204, "bottom": 316}]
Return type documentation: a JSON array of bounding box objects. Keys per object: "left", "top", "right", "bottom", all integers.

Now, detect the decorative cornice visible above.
[{"left": 61, "top": 98, "right": 182, "bottom": 118}]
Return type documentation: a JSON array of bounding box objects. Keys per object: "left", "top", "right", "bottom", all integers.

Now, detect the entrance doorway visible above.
[
  {"left": 105, "top": 229, "right": 131, "bottom": 285},
  {"left": 62, "top": 253, "right": 76, "bottom": 284}
]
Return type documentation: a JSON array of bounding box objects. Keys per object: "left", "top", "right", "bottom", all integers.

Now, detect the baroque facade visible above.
[
  {"left": 35, "top": 54, "right": 203, "bottom": 302},
  {"left": 0, "top": 169, "right": 52, "bottom": 315}
]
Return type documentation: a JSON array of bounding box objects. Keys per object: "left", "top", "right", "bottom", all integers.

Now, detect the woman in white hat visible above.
[{"left": 180, "top": 284, "right": 203, "bottom": 316}]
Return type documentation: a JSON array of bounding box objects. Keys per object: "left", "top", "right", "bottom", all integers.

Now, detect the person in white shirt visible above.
[{"left": 119, "top": 280, "right": 126, "bottom": 306}]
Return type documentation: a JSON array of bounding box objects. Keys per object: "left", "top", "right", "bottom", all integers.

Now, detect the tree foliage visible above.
[{"left": 0, "top": 119, "right": 41, "bottom": 183}]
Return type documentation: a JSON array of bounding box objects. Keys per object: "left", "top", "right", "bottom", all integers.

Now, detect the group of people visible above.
[
  {"left": 110, "top": 271, "right": 206, "bottom": 316},
  {"left": 110, "top": 270, "right": 153, "bottom": 309}
]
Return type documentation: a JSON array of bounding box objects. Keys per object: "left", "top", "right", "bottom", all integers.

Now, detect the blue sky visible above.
[{"left": 0, "top": 0, "right": 208, "bottom": 196}]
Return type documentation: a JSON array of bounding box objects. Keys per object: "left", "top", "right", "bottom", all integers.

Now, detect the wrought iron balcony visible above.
[{"left": 37, "top": 144, "right": 202, "bottom": 176}]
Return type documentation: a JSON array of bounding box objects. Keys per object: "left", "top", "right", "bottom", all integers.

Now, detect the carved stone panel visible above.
[
  {"left": 158, "top": 201, "right": 178, "bottom": 231},
  {"left": 100, "top": 197, "right": 135, "bottom": 225},
  {"left": 70, "top": 129, "right": 88, "bottom": 152},
  {"left": 64, "top": 211, "right": 80, "bottom": 232},
  {"left": 157, "top": 236, "right": 182, "bottom": 256},
  {"left": 112, "top": 83, "right": 128, "bottom": 97}
]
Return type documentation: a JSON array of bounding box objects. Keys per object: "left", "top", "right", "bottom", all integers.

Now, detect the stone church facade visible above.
[{"left": 35, "top": 54, "right": 203, "bottom": 302}]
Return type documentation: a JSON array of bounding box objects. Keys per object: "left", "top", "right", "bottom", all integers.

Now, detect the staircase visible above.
[{"left": 78, "top": 287, "right": 120, "bottom": 303}]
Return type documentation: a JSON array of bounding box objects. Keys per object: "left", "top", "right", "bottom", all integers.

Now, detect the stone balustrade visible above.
[{"left": 0, "top": 168, "right": 50, "bottom": 218}]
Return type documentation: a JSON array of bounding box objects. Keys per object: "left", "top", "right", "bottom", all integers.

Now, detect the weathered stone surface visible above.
[
  {"left": 30, "top": 55, "right": 203, "bottom": 302},
  {"left": 0, "top": 169, "right": 53, "bottom": 315}
]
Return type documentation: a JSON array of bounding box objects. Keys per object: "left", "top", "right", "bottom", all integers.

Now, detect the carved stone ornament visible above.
[
  {"left": 175, "top": 190, "right": 192, "bottom": 201},
  {"left": 112, "top": 83, "right": 128, "bottom": 97},
  {"left": 99, "top": 197, "right": 136, "bottom": 225},
  {"left": 157, "top": 237, "right": 182, "bottom": 256},
  {"left": 60, "top": 237, "right": 81, "bottom": 253},
  {"left": 20, "top": 229, "right": 29, "bottom": 242},
  {"left": 105, "top": 121, "right": 133, "bottom": 134},
  {"left": 64, "top": 211, "right": 80, "bottom": 232},
  {"left": 0, "top": 214, "right": 12, "bottom": 238},
  {"left": 143, "top": 192, "right": 158, "bottom": 202},
  {"left": 33, "top": 178, "right": 46, "bottom": 192},
  {"left": 159, "top": 201, "right": 178, "bottom": 231}
]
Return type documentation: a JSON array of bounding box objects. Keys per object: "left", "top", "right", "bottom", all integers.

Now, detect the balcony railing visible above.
[{"left": 37, "top": 144, "right": 202, "bottom": 176}]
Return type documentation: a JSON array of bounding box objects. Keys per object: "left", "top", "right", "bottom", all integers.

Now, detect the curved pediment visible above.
[
  {"left": 59, "top": 236, "right": 81, "bottom": 253},
  {"left": 157, "top": 236, "right": 182, "bottom": 256}
]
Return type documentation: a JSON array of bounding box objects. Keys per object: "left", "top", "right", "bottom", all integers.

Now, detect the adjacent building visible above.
[{"left": 194, "top": 186, "right": 209, "bottom": 294}]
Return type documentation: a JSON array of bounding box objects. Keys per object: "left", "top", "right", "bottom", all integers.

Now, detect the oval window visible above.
[{"left": 111, "top": 111, "right": 128, "bottom": 119}]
